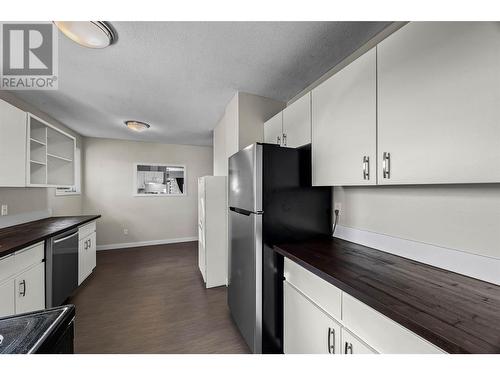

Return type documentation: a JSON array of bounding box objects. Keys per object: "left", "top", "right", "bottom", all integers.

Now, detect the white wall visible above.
[
  {"left": 213, "top": 115, "right": 226, "bottom": 176},
  {"left": 212, "top": 92, "right": 284, "bottom": 176},
  {"left": 83, "top": 137, "right": 213, "bottom": 247},
  {"left": 238, "top": 92, "right": 284, "bottom": 151},
  {"left": 0, "top": 92, "right": 83, "bottom": 221},
  {"left": 334, "top": 184, "right": 500, "bottom": 259}
]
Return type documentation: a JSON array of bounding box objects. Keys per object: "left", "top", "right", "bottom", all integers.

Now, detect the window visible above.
[
  {"left": 133, "top": 163, "right": 186, "bottom": 196},
  {"left": 55, "top": 143, "right": 81, "bottom": 196}
]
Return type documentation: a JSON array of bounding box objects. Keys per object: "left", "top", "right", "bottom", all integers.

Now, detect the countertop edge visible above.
[
  {"left": 0, "top": 215, "right": 101, "bottom": 257},
  {"left": 273, "top": 244, "right": 467, "bottom": 354}
]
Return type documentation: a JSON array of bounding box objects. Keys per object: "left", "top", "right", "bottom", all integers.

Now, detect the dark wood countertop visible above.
[
  {"left": 0, "top": 215, "right": 101, "bottom": 257},
  {"left": 274, "top": 236, "right": 500, "bottom": 354}
]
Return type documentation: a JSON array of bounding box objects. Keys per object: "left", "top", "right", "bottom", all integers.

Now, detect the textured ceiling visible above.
[{"left": 11, "top": 22, "right": 390, "bottom": 146}]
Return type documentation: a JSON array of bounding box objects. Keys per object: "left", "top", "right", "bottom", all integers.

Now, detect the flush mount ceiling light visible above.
[
  {"left": 125, "top": 120, "right": 151, "bottom": 132},
  {"left": 54, "top": 21, "right": 116, "bottom": 48}
]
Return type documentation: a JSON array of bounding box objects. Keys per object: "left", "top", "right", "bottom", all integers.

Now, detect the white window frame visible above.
[{"left": 133, "top": 162, "right": 187, "bottom": 197}]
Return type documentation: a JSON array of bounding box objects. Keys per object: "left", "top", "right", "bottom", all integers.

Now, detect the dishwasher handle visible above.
[{"left": 53, "top": 231, "right": 79, "bottom": 244}]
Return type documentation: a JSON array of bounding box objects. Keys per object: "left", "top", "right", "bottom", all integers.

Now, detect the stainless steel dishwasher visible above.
[{"left": 46, "top": 229, "right": 79, "bottom": 308}]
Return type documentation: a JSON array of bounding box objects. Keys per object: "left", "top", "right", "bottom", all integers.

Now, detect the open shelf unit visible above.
[{"left": 26, "top": 114, "right": 75, "bottom": 187}]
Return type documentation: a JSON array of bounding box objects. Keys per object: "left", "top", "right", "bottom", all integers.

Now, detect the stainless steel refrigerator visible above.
[{"left": 228, "top": 143, "right": 331, "bottom": 354}]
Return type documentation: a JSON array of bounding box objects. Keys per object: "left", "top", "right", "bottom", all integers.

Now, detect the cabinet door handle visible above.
[
  {"left": 383, "top": 152, "right": 391, "bottom": 179},
  {"left": 84, "top": 239, "right": 88, "bottom": 250},
  {"left": 19, "top": 279, "right": 26, "bottom": 297},
  {"left": 363, "top": 156, "right": 370, "bottom": 180},
  {"left": 283, "top": 133, "right": 287, "bottom": 146},
  {"left": 328, "top": 327, "right": 335, "bottom": 354},
  {"left": 88, "top": 238, "right": 91, "bottom": 249},
  {"left": 276, "top": 135, "right": 281, "bottom": 145},
  {"left": 345, "top": 342, "right": 353, "bottom": 354}
]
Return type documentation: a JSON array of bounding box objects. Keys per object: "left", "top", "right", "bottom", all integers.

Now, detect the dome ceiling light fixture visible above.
[
  {"left": 54, "top": 21, "right": 116, "bottom": 49},
  {"left": 125, "top": 120, "right": 151, "bottom": 132}
]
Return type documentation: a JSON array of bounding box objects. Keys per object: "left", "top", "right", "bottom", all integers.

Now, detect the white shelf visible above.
[
  {"left": 47, "top": 156, "right": 74, "bottom": 186},
  {"left": 30, "top": 160, "right": 46, "bottom": 166},
  {"left": 27, "top": 114, "right": 75, "bottom": 187},
  {"left": 30, "top": 138, "right": 46, "bottom": 146},
  {"left": 29, "top": 162, "right": 46, "bottom": 185},
  {"left": 47, "top": 153, "right": 73, "bottom": 162}
]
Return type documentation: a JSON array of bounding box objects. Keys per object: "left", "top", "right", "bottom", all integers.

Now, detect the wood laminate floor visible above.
[{"left": 68, "top": 241, "right": 250, "bottom": 354}]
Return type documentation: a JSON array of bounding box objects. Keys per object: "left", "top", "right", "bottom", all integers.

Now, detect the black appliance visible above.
[
  {"left": 46, "top": 229, "right": 79, "bottom": 307},
  {"left": 0, "top": 305, "right": 75, "bottom": 354},
  {"left": 228, "top": 143, "right": 332, "bottom": 353}
]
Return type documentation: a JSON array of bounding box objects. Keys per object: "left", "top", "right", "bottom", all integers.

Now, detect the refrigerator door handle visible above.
[{"left": 229, "top": 206, "right": 261, "bottom": 216}]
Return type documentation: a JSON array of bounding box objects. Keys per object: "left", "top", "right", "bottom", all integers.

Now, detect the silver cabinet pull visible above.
[
  {"left": 345, "top": 342, "right": 353, "bottom": 354},
  {"left": 283, "top": 133, "right": 287, "bottom": 147},
  {"left": 84, "top": 239, "right": 88, "bottom": 250},
  {"left": 276, "top": 135, "right": 281, "bottom": 145},
  {"left": 383, "top": 152, "right": 391, "bottom": 179},
  {"left": 19, "top": 279, "right": 26, "bottom": 297},
  {"left": 327, "top": 327, "right": 335, "bottom": 354},
  {"left": 88, "top": 238, "right": 91, "bottom": 249},
  {"left": 363, "top": 156, "right": 370, "bottom": 180}
]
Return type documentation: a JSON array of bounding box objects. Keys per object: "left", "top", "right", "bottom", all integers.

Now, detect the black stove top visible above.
[{"left": 0, "top": 305, "right": 75, "bottom": 354}]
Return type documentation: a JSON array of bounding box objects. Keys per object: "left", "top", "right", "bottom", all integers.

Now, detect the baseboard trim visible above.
[
  {"left": 96, "top": 236, "right": 198, "bottom": 251},
  {"left": 334, "top": 225, "right": 500, "bottom": 286},
  {"left": 0, "top": 209, "right": 52, "bottom": 229}
]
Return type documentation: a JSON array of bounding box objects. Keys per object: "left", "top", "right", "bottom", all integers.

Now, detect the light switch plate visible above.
[{"left": 1, "top": 205, "right": 7, "bottom": 216}]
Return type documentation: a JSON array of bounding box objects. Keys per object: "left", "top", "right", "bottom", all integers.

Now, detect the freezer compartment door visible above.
[
  {"left": 228, "top": 143, "right": 262, "bottom": 213},
  {"left": 228, "top": 208, "right": 262, "bottom": 353}
]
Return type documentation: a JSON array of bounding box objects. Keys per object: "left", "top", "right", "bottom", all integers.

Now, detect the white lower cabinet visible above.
[
  {"left": 14, "top": 262, "right": 45, "bottom": 314},
  {"left": 283, "top": 259, "right": 445, "bottom": 354},
  {"left": 342, "top": 293, "right": 444, "bottom": 354},
  {"left": 0, "top": 242, "right": 45, "bottom": 318},
  {"left": 0, "top": 279, "right": 15, "bottom": 317},
  {"left": 78, "top": 222, "right": 97, "bottom": 285},
  {"left": 284, "top": 281, "right": 341, "bottom": 354},
  {"left": 342, "top": 328, "right": 377, "bottom": 354}
]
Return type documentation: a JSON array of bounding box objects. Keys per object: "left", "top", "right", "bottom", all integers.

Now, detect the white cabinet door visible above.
[
  {"left": 0, "top": 279, "right": 15, "bottom": 318},
  {"left": 79, "top": 233, "right": 96, "bottom": 284},
  {"left": 15, "top": 262, "right": 45, "bottom": 314},
  {"left": 312, "top": 48, "right": 377, "bottom": 186},
  {"left": 342, "top": 328, "right": 377, "bottom": 354},
  {"left": 378, "top": 22, "right": 500, "bottom": 184},
  {"left": 264, "top": 112, "right": 283, "bottom": 146},
  {"left": 87, "top": 232, "right": 96, "bottom": 273},
  {"left": 0, "top": 99, "right": 27, "bottom": 187},
  {"left": 284, "top": 281, "right": 341, "bottom": 354},
  {"left": 283, "top": 93, "right": 311, "bottom": 148},
  {"left": 78, "top": 238, "right": 86, "bottom": 285},
  {"left": 197, "top": 177, "right": 206, "bottom": 280}
]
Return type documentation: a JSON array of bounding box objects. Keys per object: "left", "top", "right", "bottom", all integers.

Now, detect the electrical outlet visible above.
[
  {"left": 334, "top": 203, "right": 342, "bottom": 212},
  {"left": 123, "top": 228, "right": 129, "bottom": 235},
  {"left": 1, "top": 205, "right": 7, "bottom": 216}
]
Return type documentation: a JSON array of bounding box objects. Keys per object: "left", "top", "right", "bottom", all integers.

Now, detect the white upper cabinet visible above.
[
  {"left": 0, "top": 99, "right": 27, "bottom": 187},
  {"left": 312, "top": 48, "right": 377, "bottom": 186},
  {"left": 377, "top": 22, "right": 500, "bottom": 184},
  {"left": 282, "top": 93, "right": 311, "bottom": 148},
  {"left": 264, "top": 111, "right": 283, "bottom": 146},
  {"left": 26, "top": 114, "right": 76, "bottom": 187}
]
